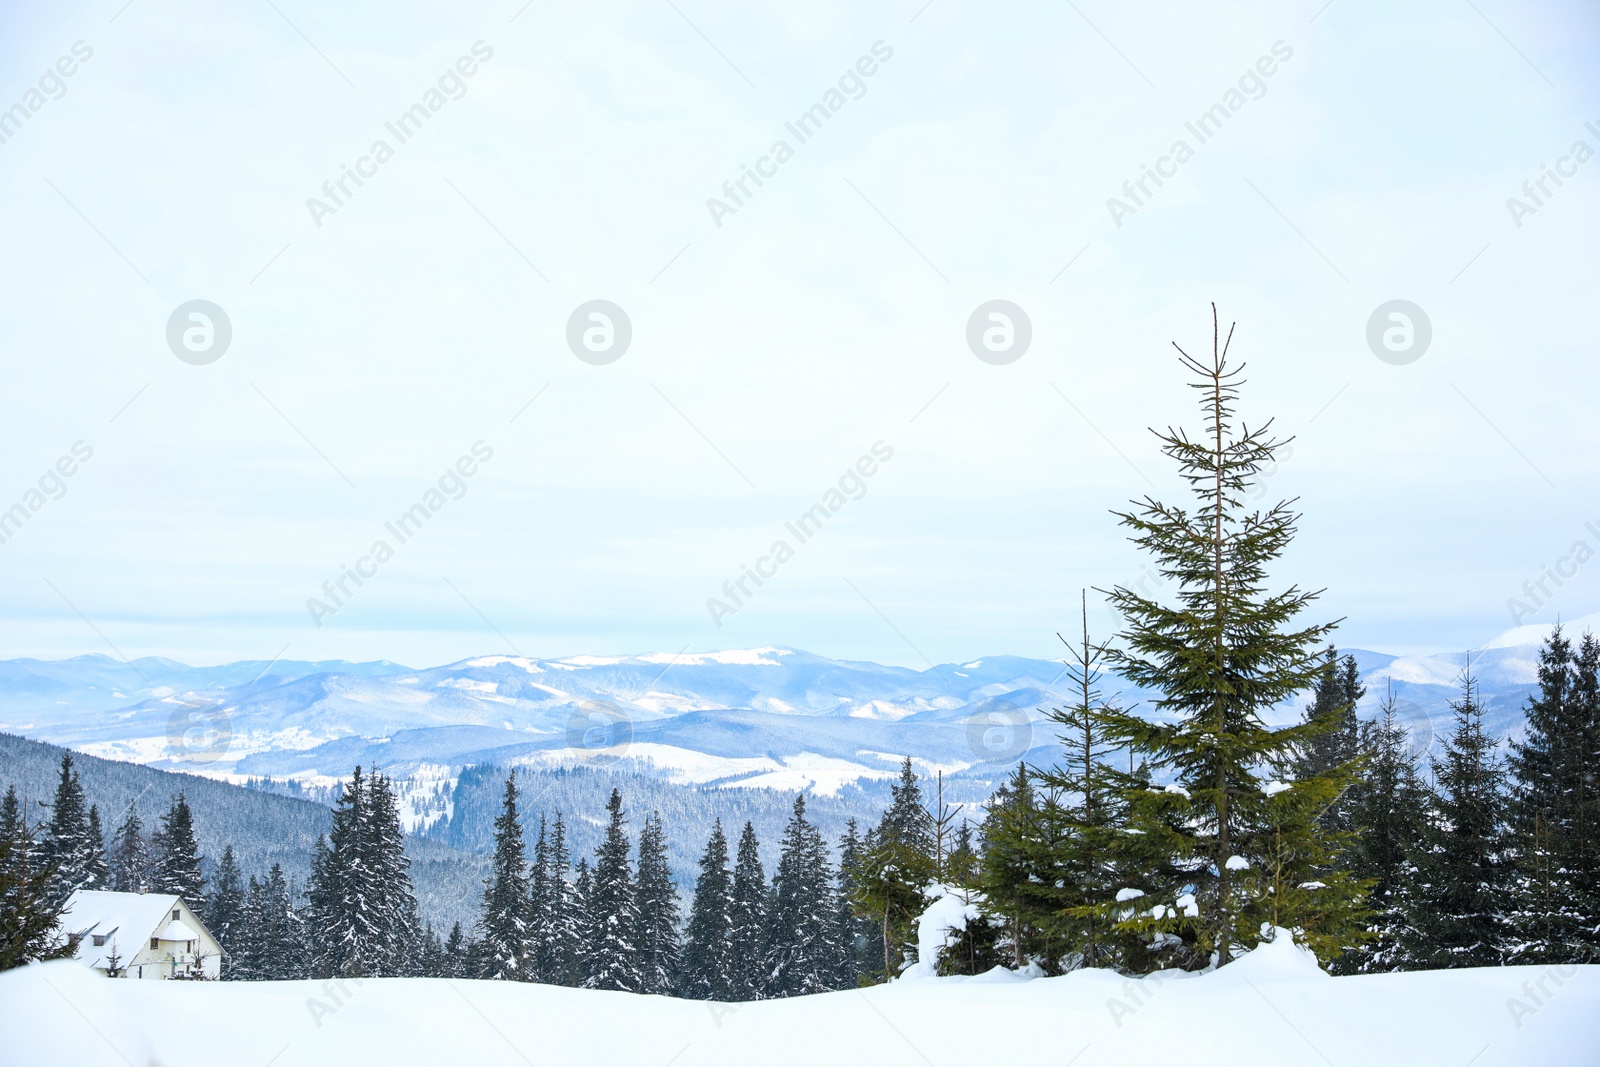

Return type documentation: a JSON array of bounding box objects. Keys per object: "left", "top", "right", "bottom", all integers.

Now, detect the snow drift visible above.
[{"left": 2, "top": 948, "right": 1595, "bottom": 1066}]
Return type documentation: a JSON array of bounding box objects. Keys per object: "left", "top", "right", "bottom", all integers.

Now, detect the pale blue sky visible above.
[{"left": 0, "top": 0, "right": 1596, "bottom": 668}]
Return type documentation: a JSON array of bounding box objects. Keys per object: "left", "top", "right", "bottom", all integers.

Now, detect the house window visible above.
[
  {"left": 172, "top": 909, "right": 180, "bottom": 920},
  {"left": 150, "top": 937, "right": 160, "bottom": 949},
  {"left": 92, "top": 935, "right": 106, "bottom": 947}
]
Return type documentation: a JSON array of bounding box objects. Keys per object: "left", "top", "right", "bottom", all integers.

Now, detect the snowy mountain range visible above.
[{"left": 4, "top": 613, "right": 1593, "bottom": 821}]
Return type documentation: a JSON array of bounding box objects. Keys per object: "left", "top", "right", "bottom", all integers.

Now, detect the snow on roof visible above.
[
  {"left": 61, "top": 891, "right": 201, "bottom": 970},
  {"left": 156, "top": 919, "right": 199, "bottom": 942}
]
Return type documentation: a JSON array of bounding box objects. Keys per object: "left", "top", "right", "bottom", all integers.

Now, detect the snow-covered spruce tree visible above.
[
  {"left": 1292, "top": 648, "right": 1365, "bottom": 833},
  {"left": 0, "top": 786, "right": 77, "bottom": 970},
  {"left": 852, "top": 760, "right": 934, "bottom": 980},
  {"left": 261, "top": 863, "right": 307, "bottom": 979},
  {"left": 1100, "top": 306, "right": 1363, "bottom": 970},
  {"left": 766, "top": 794, "right": 842, "bottom": 997},
  {"left": 835, "top": 819, "right": 876, "bottom": 987},
  {"left": 443, "top": 921, "right": 466, "bottom": 979},
  {"left": 477, "top": 773, "right": 533, "bottom": 981},
  {"left": 231, "top": 875, "right": 266, "bottom": 980},
  {"left": 572, "top": 857, "right": 595, "bottom": 985},
  {"left": 546, "top": 812, "right": 584, "bottom": 986},
  {"left": 633, "top": 812, "right": 680, "bottom": 994},
  {"left": 1507, "top": 626, "right": 1600, "bottom": 963},
  {"left": 1340, "top": 686, "right": 1430, "bottom": 974},
  {"left": 1028, "top": 592, "right": 1145, "bottom": 971},
  {"left": 42, "top": 753, "right": 99, "bottom": 904},
  {"left": 728, "top": 821, "right": 769, "bottom": 999},
  {"left": 85, "top": 806, "right": 108, "bottom": 890},
  {"left": 308, "top": 767, "right": 419, "bottom": 978},
  {"left": 1404, "top": 673, "right": 1511, "bottom": 968},
  {"left": 109, "top": 804, "right": 150, "bottom": 894},
  {"left": 929, "top": 817, "right": 1005, "bottom": 977},
  {"left": 204, "top": 846, "right": 245, "bottom": 964},
  {"left": 365, "top": 771, "right": 421, "bottom": 975},
  {"left": 528, "top": 813, "right": 553, "bottom": 981},
  {"left": 977, "top": 764, "right": 1056, "bottom": 969},
  {"left": 150, "top": 792, "right": 206, "bottom": 914},
  {"left": 679, "top": 820, "right": 735, "bottom": 999},
  {"left": 584, "top": 788, "right": 642, "bottom": 991}
]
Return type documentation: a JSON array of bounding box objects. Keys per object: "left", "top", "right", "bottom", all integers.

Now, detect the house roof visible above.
[
  {"left": 156, "top": 919, "right": 199, "bottom": 942},
  {"left": 61, "top": 890, "right": 203, "bottom": 970}
]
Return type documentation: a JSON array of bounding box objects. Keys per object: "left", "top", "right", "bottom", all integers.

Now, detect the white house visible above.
[{"left": 61, "top": 890, "right": 223, "bottom": 980}]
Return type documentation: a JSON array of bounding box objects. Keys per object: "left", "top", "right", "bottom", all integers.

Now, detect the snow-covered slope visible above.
[{"left": 4, "top": 947, "right": 1594, "bottom": 1066}]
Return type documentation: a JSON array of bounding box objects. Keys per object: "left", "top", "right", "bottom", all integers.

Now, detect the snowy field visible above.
[{"left": 2, "top": 937, "right": 1596, "bottom": 1066}]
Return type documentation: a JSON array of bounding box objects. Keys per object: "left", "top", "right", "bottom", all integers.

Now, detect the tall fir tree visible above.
[
  {"left": 477, "top": 773, "right": 533, "bottom": 981},
  {"left": 443, "top": 921, "right": 466, "bottom": 979},
  {"left": 546, "top": 813, "right": 583, "bottom": 986},
  {"left": 365, "top": 771, "right": 421, "bottom": 974},
  {"left": 528, "top": 813, "right": 553, "bottom": 981},
  {"left": 1341, "top": 686, "right": 1430, "bottom": 973},
  {"left": 852, "top": 759, "right": 934, "bottom": 980},
  {"left": 977, "top": 763, "right": 1058, "bottom": 969},
  {"left": 42, "top": 753, "right": 98, "bottom": 904},
  {"left": 109, "top": 804, "right": 150, "bottom": 894},
  {"left": 679, "top": 820, "right": 735, "bottom": 999},
  {"left": 84, "top": 805, "right": 108, "bottom": 890},
  {"left": 1293, "top": 648, "right": 1365, "bottom": 833},
  {"left": 569, "top": 857, "right": 595, "bottom": 985},
  {"left": 633, "top": 811, "right": 680, "bottom": 995},
  {"left": 1507, "top": 626, "right": 1600, "bottom": 963},
  {"left": 766, "top": 794, "right": 842, "bottom": 996},
  {"left": 1030, "top": 593, "right": 1143, "bottom": 970},
  {"left": 150, "top": 792, "right": 206, "bottom": 914},
  {"left": 1404, "top": 672, "right": 1510, "bottom": 968},
  {"left": 584, "top": 788, "right": 641, "bottom": 991},
  {"left": 307, "top": 767, "right": 419, "bottom": 978},
  {"left": 204, "top": 845, "right": 245, "bottom": 964},
  {"left": 728, "top": 821, "right": 769, "bottom": 999},
  {"left": 1101, "top": 306, "right": 1359, "bottom": 969},
  {"left": 834, "top": 819, "right": 875, "bottom": 986},
  {"left": 0, "top": 787, "right": 77, "bottom": 970},
  {"left": 231, "top": 874, "right": 267, "bottom": 980}
]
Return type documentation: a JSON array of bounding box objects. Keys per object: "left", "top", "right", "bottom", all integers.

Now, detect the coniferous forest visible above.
[{"left": 3, "top": 309, "right": 1597, "bottom": 989}]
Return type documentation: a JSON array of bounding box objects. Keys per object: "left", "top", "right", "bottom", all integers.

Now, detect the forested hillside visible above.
[
  {"left": 0, "top": 732, "right": 486, "bottom": 930},
  {"left": 429, "top": 763, "right": 902, "bottom": 884}
]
